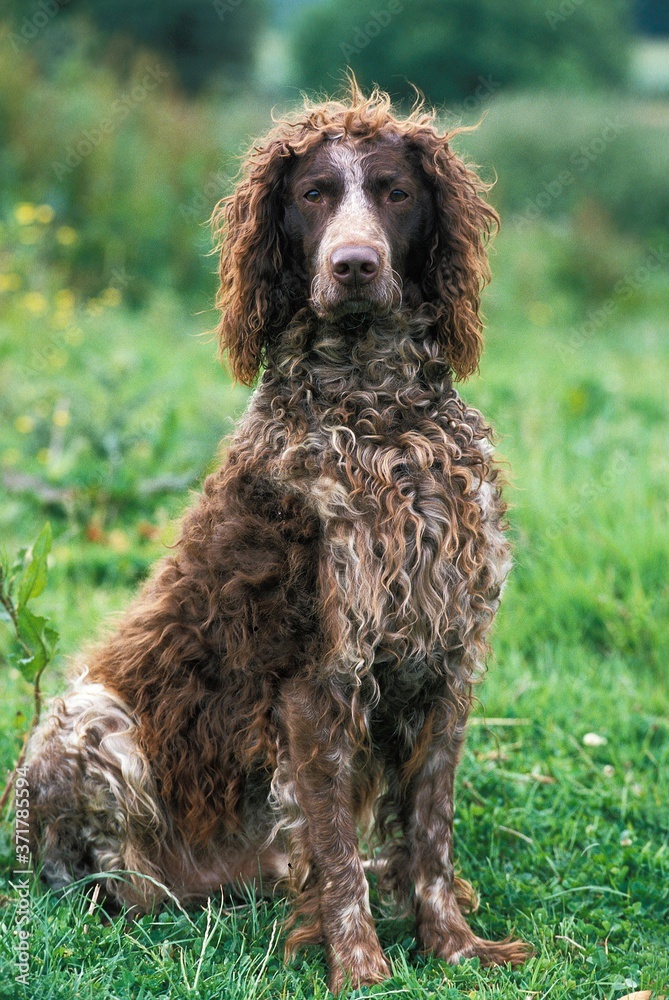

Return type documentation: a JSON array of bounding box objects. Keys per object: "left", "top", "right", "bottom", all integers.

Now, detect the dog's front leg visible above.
[
  {"left": 404, "top": 698, "right": 530, "bottom": 967},
  {"left": 279, "top": 678, "right": 390, "bottom": 994}
]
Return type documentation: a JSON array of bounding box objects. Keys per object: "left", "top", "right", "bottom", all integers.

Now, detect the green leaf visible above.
[
  {"left": 15, "top": 606, "right": 49, "bottom": 681},
  {"left": 44, "top": 622, "right": 60, "bottom": 659},
  {"left": 17, "top": 523, "right": 52, "bottom": 608},
  {"left": 10, "top": 546, "right": 28, "bottom": 577},
  {"left": 12, "top": 601, "right": 59, "bottom": 683}
]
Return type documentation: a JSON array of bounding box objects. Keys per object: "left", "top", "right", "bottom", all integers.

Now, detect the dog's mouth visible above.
[
  {"left": 326, "top": 293, "right": 387, "bottom": 318},
  {"left": 310, "top": 274, "right": 402, "bottom": 320}
]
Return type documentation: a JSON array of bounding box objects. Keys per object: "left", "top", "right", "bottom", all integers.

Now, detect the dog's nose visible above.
[{"left": 331, "top": 245, "right": 380, "bottom": 286}]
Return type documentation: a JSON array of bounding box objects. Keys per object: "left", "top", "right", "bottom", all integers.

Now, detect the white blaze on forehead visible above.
[
  {"left": 310, "top": 141, "right": 400, "bottom": 315},
  {"left": 319, "top": 143, "right": 389, "bottom": 261},
  {"left": 327, "top": 143, "right": 371, "bottom": 216}
]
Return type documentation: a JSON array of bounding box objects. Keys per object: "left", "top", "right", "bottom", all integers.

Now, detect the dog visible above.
[{"left": 27, "top": 81, "right": 530, "bottom": 992}]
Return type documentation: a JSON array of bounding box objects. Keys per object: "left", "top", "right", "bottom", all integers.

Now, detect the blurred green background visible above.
[
  {"left": 1, "top": 0, "right": 668, "bottom": 685},
  {"left": 1, "top": 1, "right": 668, "bottom": 996}
]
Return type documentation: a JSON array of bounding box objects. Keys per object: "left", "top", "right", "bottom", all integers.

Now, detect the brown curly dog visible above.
[{"left": 27, "top": 81, "right": 530, "bottom": 992}]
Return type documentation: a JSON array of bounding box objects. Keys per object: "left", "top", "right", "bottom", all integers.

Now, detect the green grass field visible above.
[{"left": 0, "top": 217, "right": 668, "bottom": 998}]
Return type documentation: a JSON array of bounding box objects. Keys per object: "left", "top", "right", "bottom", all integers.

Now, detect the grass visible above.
[{"left": 0, "top": 219, "right": 668, "bottom": 997}]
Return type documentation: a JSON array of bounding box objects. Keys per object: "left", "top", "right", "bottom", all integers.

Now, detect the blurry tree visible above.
[
  {"left": 292, "top": 0, "right": 632, "bottom": 105},
  {"left": 634, "top": 0, "right": 669, "bottom": 35},
  {"left": 6, "top": 0, "right": 267, "bottom": 93}
]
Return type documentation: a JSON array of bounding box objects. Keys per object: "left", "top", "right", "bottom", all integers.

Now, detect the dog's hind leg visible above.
[{"left": 26, "top": 670, "right": 170, "bottom": 912}]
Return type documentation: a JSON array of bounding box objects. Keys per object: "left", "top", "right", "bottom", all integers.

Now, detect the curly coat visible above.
[{"left": 27, "top": 82, "right": 530, "bottom": 992}]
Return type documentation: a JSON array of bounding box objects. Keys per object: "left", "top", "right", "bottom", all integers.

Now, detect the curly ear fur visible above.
[
  {"left": 414, "top": 133, "right": 499, "bottom": 380},
  {"left": 212, "top": 139, "right": 298, "bottom": 386}
]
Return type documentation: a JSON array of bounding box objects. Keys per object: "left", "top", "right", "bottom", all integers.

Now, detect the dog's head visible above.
[{"left": 213, "top": 81, "right": 498, "bottom": 385}]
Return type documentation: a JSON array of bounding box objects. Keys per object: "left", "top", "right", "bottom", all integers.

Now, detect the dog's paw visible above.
[
  {"left": 327, "top": 943, "right": 391, "bottom": 994},
  {"left": 437, "top": 933, "right": 532, "bottom": 967}
]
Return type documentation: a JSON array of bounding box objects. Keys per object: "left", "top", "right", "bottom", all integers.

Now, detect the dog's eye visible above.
[
  {"left": 304, "top": 189, "right": 322, "bottom": 203},
  {"left": 388, "top": 189, "right": 409, "bottom": 203}
]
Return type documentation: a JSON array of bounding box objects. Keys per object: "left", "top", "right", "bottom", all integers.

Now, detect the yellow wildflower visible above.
[
  {"left": 101, "top": 287, "right": 122, "bottom": 307},
  {"left": 15, "top": 415, "right": 35, "bottom": 434},
  {"left": 15, "top": 203, "right": 36, "bottom": 225},
  {"left": 107, "top": 530, "right": 131, "bottom": 553},
  {"left": 63, "top": 327, "right": 84, "bottom": 346},
  {"left": 55, "top": 289, "right": 76, "bottom": 310},
  {"left": 35, "top": 204, "right": 55, "bottom": 224},
  {"left": 53, "top": 407, "right": 70, "bottom": 427},
  {"left": 52, "top": 311, "right": 71, "bottom": 329},
  {"left": 22, "top": 291, "right": 48, "bottom": 315},
  {"left": 56, "top": 226, "right": 78, "bottom": 246},
  {"left": 47, "top": 349, "right": 68, "bottom": 370},
  {"left": 0, "top": 273, "right": 21, "bottom": 292}
]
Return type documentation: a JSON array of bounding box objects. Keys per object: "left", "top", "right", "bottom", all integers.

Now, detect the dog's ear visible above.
[
  {"left": 212, "top": 139, "right": 295, "bottom": 386},
  {"left": 412, "top": 132, "right": 498, "bottom": 380}
]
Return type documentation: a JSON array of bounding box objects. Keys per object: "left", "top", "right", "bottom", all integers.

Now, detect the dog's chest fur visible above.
[{"left": 239, "top": 319, "right": 510, "bottom": 681}]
